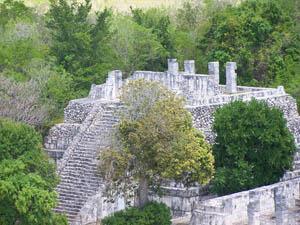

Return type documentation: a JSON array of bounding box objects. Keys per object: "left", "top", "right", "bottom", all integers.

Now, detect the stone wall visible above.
[
  {"left": 74, "top": 186, "right": 126, "bottom": 225},
  {"left": 45, "top": 123, "right": 80, "bottom": 151},
  {"left": 189, "top": 92, "right": 300, "bottom": 144},
  {"left": 45, "top": 123, "right": 80, "bottom": 164},
  {"left": 190, "top": 177, "right": 300, "bottom": 225},
  {"left": 64, "top": 99, "right": 96, "bottom": 124},
  {"left": 150, "top": 185, "right": 212, "bottom": 217}
]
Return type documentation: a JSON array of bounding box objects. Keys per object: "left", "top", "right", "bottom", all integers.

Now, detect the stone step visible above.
[
  {"left": 60, "top": 171, "right": 99, "bottom": 179},
  {"left": 57, "top": 188, "right": 97, "bottom": 197},
  {"left": 58, "top": 178, "right": 99, "bottom": 187},
  {"left": 57, "top": 183, "right": 99, "bottom": 193},
  {"left": 57, "top": 201, "right": 83, "bottom": 210},
  {"left": 55, "top": 207, "right": 78, "bottom": 215},
  {"left": 58, "top": 175, "right": 100, "bottom": 184},
  {"left": 61, "top": 163, "right": 99, "bottom": 171}
]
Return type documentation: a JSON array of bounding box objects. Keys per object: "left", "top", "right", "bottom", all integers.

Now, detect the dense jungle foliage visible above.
[{"left": 0, "top": 0, "right": 299, "bottom": 131}]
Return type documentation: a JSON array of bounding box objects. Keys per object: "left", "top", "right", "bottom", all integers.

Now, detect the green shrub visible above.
[
  {"left": 212, "top": 100, "right": 296, "bottom": 195},
  {"left": 0, "top": 118, "right": 41, "bottom": 161},
  {"left": 0, "top": 118, "right": 67, "bottom": 224},
  {"left": 101, "top": 202, "right": 171, "bottom": 225}
]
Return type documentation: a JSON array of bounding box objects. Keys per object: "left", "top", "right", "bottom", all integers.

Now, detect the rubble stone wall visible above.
[{"left": 189, "top": 93, "right": 300, "bottom": 143}]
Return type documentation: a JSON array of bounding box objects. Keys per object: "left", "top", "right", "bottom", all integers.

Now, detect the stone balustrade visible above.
[{"left": 190, "top": 177, "right": 300, "bottom": 225}]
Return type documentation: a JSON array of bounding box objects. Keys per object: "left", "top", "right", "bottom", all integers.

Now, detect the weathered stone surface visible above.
[
  {"left": 64, "top": 100, "right": 95, "bottom": 124},
  {"left": 190, "top": 178, "right": 300, "bottom": 225},
  {"left": 208, "top": 61, "right": 219, "bottom": 85},
  {"left": 226, "top": 62, "right": 237, "bottom": 93},
  {"left": 184, "top": 60, "right": 195, "bottom": 74},
  {"left": 45, "top": 123, "right": 80, "bottom": 151}
]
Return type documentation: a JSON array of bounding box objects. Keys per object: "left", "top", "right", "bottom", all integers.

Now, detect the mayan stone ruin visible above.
[{"left": 45, "top": 59, "right": 300, "bottom": 225}]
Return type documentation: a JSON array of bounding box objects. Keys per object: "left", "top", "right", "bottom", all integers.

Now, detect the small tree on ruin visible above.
[{"left": 99, "top": 80, "right": 214, "bottom": 207}]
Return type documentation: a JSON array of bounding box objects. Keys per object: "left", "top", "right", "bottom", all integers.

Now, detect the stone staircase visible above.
[{"left": 54, "top": 103, "right": 120, "bottom": 223}]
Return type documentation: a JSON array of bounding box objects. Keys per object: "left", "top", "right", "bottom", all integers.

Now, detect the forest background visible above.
[{"left": 0, "top": 0, "right": 299, "bottom": 134}]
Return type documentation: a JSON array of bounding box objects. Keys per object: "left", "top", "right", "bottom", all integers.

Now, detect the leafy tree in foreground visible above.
[
  {"left": 0, "top": 119, "right": 67, "bottom": 225},
  {"left": 99, "top": 80, "right": 214, "bottom": 207},
  {"left": 212, "top": 100, "right": 295, "bottom": 195}
]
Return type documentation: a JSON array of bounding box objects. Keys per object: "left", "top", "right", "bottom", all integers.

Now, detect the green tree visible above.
[
  {"left": 0, "top": 118, "right": 67, "bottom": 224},
  {"left": 46, "top": 0, "right": 112, "bottom": 92},
  {"left": 198, "top": 0, "right": 300, "bottom": 89},
  {"left": 0, "top": 0, "right": 50, "bottom": 81},
  {"left": 109, "top": 16, "right": 167, "bottom": 76},
  {"left": 131, "top": 7, "right": 174, "bottom": 70},
  {"left": 0, "top": 0, "right": 75, "bottom": 128},
  {"left": 212, "top": 100, "right": 296, "bottom": 195},
  {"left": 99, "top": 80, "right": 214, "bottom": 207}
]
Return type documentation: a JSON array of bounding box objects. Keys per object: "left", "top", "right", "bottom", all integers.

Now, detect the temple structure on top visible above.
[{"left": 44, "top": 59, "right": 300, "bottom": 225}]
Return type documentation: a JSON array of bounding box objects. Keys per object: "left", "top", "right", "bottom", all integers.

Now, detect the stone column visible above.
[
  {"left": 275, "top": 186, "right": 290, "bottom": 225},
  {"left": 277, "top": 86, "right": 285, "bottom": 95},
  {"left": 208, "top": 62, "right": 219, "bottom": 84},
  {"left": 247, "top": 191, "right": 261, "bottom": 225},
  {"left": 226, "top": 62, "right": 237, "bottom": 93},
  {"left": 184, "top": 60, "right": 195, "bottom": 74},
  {"left": 168, "top": 59, "right": 179, "bottom": 75},
  {"left": 106, "top": 70, "right": 122, "bottom": 100}
]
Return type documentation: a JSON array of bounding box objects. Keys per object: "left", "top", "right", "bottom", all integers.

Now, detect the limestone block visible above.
[
  {"left": 208, "top": 61, "right": 220, "bottom": 85},
  {"left": 226, "top": 62, "right": 237, "bottom": 93},
  {"left": 184, "top": 60, "right": 195, "bottom": 74},
  {"left": 247, "top": 191, "right": 261, "bottom": 225},
  {"left": 168, "top": 59, "right": 179, "bottom": 74},
  {"left": 275, "top": 186, "right": 290, "bottom": 225}
]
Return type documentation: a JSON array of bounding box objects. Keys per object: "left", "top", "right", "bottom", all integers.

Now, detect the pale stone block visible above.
[
  {"left": 168, "top": 59, "right": 179, "bottom": 74},
  {"left": 275, "top": 186, "right": 289, "bottom": 225},
  {"left": 208, "top": 61, "right": 220, "bottom": 84},
  {"left": 248, "top": 191, "right": 261, "bottom": 225},
  {"left": 184, "top": 60, "right": 195, "bottom": 74},
  {"left": 226, "top": 62, "right": 237, "bottom": 93}
]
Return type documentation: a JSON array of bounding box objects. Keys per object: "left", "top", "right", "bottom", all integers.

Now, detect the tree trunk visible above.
[{"left": 135, "top": 176, "right": 149, "bottom": 208}]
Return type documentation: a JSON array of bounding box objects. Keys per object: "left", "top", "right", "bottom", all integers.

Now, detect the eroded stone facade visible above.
[{"left": 45, "top": 59, "right": 300, "bottom": 225}]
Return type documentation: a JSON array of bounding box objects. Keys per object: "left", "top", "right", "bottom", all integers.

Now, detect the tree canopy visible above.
[
  {"left": 0, "top": 119, "right": 67, "bottom": 224},
  {"left": 212, "top": 100, "right": 296, "bottom": 195}
]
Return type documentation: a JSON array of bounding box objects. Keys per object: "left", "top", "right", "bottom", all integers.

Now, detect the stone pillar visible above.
[
  {"left": 226, "top": 62, "right": 237, "bottom": 93},
  {"left": 168, "top": 59, "right": 179, "bottom": 75},
  {"left": 184, "top": 60, "right": 195, "bottom": 74},
  {"left": 275, "top": 186, "right": 290, "bottom": 225},
  {"left": 277, "top": 86, "right": 285, "bottom": 95},
  {"left": 248, "top": 191, "right": 261, "bottom": 225},
  {"left": 208, "top": 62, "right": 219, "bottom": 84},
  {"left": 107, "top": 70, "right": 122, "bottom": 100}
]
